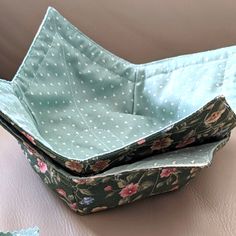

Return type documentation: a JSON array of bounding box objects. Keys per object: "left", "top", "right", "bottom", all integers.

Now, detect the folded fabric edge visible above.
[
  {"left": 0, "top": 78, "right": 53, "bottom": 148},
  {"left": 0, "top": 226, "right": 39, "bottom": 236},
  {"left": 0, "top": 114, "right": 229, "bottom": 179},
  {"left": 1, "top": 5, "right": 236, "bottom": 168},
  {"left": 96, "top": 137, "right": 229, "bottom": 176},
  {"left": 1, "top": 6, "right": 236, "bottom": 171},
  {"left": 0, "top": 77, "right": 233, "bottom": 166}
]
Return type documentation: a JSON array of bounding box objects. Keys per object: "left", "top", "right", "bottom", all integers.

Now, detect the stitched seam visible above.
[
  {"left": 58, "top": 12, "right": 134, "bottom": 79},
  {"left": 12, "top": 82, "right": 39, "bottom": 128},
  {"left": 58, "top": 7, "right": 236, "bottom": 81},
  {"left": 131, "top": 67, "right": 138, "bottom": 114},
  {"left": 144, "top": 55, "right": 235, "bottom": 79},
  {"left": 219, "top": 59, "right": 227, "bottom": 86},
  {"left": 220, "top": 55, "right": 236, "bottom": 109},
  {"left": 12, "top": 21, "right": 57, "bottom": 132},
  {"left": 61, "top": 45, "right": 124, "bottom": 149},
  {"left": 60, "top": 34, "right": 133, "bottom": 82},
  {"left": 60, "top": 38, "right": 112, "bottom": 151}
]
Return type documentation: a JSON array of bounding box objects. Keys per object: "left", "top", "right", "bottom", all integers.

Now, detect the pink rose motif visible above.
[
  {"left": 104, "top": 185, "right": 113, "bottom": 191},
  {"left": 137, "top": 139, "right": 146, "bottom": 145},
  {"left": 151, "top": 137, "right": 173, "bottom": 151},
  {"left": 176, "top": 137, "right": 196, "bottom": 149},
  {"left": 21, "top": 131, "right": 36, "bottom": 145},
  {"left": 56, "top": 188, "right": 67, "bottom": 198},
  {"left": 65, "top": 160, "right": 83, "bottom": 173},
  {"left": 68, "top": 202, "right": 77, "bottom": 211},
  {"left": 91, "top": 160, "right": 110, "bottom": 172},
  {"left": 37, "top": 158, "right": 48, "bottom": 173},
  {"left": 204, "top": 108, "right": 225, "bottom": 125},
  {"left": 160, "top": 168, "right": 177, "bottom": 178},
  {"left": 119, "top": 183, "right": 139, "bottom": 198}
]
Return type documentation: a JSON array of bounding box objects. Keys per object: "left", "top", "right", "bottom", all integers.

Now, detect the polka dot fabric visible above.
[{"left": 0, "top": 7, "right": 236, "bottom": 175}]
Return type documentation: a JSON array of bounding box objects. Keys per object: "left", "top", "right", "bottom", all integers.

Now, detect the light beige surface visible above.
[{"left": 0, "top": 1, "right": 236, "bottom": 235}]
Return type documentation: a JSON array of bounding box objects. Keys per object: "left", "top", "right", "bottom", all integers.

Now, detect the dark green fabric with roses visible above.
[
  {"left": 0, "top": 115, "right": 229, "bottom": 214},
  {"left": 0, "top": 7, "right": 236, "bottom": 175},
  {"left": 21, "top": 134, "right": 228, "bottom": 214}
]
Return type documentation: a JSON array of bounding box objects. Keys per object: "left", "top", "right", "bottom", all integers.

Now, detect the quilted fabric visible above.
[
  {"left": 1, "top": 6, "right": 236, "bottom": 214},
  {"left": 0, "top": 7, "right": 236, "bottom": 175},
  {"left": 0, "top": 227, "right": 39, "bottom": 236},
  {"left": 0, "top": 114, "right": 228, "bottom": 214}
]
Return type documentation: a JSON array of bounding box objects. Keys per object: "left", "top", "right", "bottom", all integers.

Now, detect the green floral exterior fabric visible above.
[
  {"left": 0, "top": 7, "right": 236, "bottom": 175},
  {"left": 21, "top": 134, "right": 228, "bottom": 215},
  {"left": 0, "top": 115, "right": 229, "bottom": 214}
]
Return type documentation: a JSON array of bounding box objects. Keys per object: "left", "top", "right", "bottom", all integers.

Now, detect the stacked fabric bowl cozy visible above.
[{"left": 0, "top": 7, "right": 236, "bottom": 214}]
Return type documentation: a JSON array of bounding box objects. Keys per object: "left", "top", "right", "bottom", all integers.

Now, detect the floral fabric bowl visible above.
[
  {"left": 0, "top": 6, "right": 236, "bottom": 214},
  {"left": 0, "top": 115, "right": 229, "bottom": 214},
  {"left": 0, "top": 7, "right": 236, "bottom": 175}
]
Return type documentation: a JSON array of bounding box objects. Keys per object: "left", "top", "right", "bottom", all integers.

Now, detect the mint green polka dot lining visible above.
[{"left": 0, "top": 7, "right": 236, "bottom": 171}]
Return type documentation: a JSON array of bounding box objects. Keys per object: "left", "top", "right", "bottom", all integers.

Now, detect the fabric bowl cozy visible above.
[
  {"left": 0, "top": 7, "right": 236, "bottom": 214},
  {"left": 0, "top": 7, "right": 236, "bottom": 175},
  {"left": 0, "top": 115, "right": 229, "bottom": 214}
]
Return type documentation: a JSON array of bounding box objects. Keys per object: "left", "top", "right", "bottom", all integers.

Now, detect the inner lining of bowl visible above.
[
  {"left": 0, "top": 7, "right": 236, "bottom": 162},
  {"left": 2, "top": 111, "right": 226, "bottom": 178}
]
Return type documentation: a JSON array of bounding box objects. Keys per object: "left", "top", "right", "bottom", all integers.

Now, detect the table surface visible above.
[{"left": 0, "top": 126, "right": 236, "bottom": 236}]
